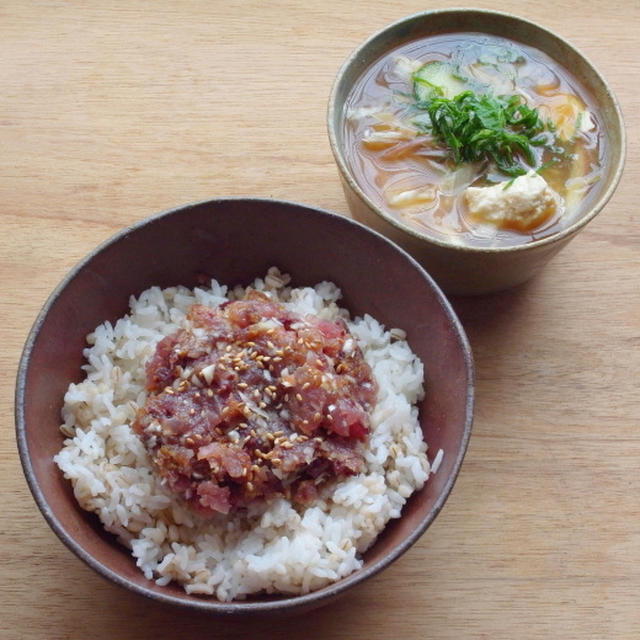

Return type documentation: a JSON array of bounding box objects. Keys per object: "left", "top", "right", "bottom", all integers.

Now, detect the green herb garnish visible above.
[{"left": 412, "top": 73, "right": 557, "bottom": 177}]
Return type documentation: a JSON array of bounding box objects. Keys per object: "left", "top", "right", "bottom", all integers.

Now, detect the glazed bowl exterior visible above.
[
  {"left": 16, "top": 198, "right": 474, "bottom": 616},
  {"left": 328, "top": 9, "right": 626, "bottom": 295}
]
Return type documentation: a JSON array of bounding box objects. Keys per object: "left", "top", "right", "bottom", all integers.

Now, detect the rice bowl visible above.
[{"left": 16, "top": 197, "right": 473, "bottom": 614}]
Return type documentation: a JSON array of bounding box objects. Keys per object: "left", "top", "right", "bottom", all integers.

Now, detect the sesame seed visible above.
[{"left": 295, "top": 393, "right": 303, "bottom": 402}]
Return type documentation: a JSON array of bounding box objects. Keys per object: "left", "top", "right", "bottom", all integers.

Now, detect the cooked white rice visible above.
[{"left": 54, "top": 267, "right": 434, "bottom": 601}]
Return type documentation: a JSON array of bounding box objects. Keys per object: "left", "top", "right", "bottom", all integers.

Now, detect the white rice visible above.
[{"left": 54, "top": 267, "right": 434, "bottom": 601}]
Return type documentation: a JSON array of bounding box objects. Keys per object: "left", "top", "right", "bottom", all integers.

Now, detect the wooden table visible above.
[{"left": 2, "top": 2, "right": 638, "bottom": 638}]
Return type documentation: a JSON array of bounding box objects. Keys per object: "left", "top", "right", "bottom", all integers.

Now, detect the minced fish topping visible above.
[{"left": 132, "top": 289, "right": 378, "bottom": 515}]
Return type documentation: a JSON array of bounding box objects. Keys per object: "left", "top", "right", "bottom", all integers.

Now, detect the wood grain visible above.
[{"left": 1, "top": 1, "right": 638, "bottom": 638}]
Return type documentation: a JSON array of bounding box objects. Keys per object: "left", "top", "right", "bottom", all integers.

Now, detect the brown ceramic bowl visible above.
[
  {"left": 16, "top": 198, "right": 473, "bottom": 616},
  {"left": 328, "top": 9, "right": 626, "bottom": 295}
]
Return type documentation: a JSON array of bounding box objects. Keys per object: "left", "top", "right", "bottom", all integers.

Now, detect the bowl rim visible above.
[
  {"left": 15, "top": 196, "right": 474, "bottom": 615},
  {"left": 327, "top": 7, "right": 627, "bottom": 255}
]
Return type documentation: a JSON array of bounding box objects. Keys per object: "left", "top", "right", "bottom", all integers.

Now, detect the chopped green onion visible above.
[{"left": 412, "top": 78, "right": 558, "bottom": 177}]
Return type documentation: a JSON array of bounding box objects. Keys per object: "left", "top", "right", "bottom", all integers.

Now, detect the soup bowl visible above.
[
  {"left": 328, "top": 9, "right": 625, "bottom": 295},
  {"left": 16, "top": 198, "right": 473, "bottom": 616}
]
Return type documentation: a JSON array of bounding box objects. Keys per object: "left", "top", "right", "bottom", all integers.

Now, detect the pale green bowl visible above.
[{"left": 328, "top": 9, "right": 625, "bottom": 295}]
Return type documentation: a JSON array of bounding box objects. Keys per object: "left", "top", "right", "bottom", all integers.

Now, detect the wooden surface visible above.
[{"left": 2, "top": 2, "right": 638, "bottom": 638}]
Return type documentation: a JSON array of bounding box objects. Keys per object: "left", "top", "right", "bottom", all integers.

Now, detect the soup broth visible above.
[{"left": 343, "top": 33, "right": 606, "bottom": 247}]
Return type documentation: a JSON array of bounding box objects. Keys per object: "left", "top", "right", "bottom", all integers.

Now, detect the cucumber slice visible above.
[{"left": 412, "top": 61, "right": 469, "bottom": 102}]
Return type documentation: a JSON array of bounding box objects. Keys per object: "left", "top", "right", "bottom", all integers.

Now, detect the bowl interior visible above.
[
  {"left": 328, "top": 9, "right": 625, "bottom": 251},
  {"left": 16, "top": 198, "right": 473, "bottom": 614}
]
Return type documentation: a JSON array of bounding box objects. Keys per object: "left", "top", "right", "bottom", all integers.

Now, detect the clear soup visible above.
[{"left": 343, "top": 33, "right": 607, "bottom": 247}]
